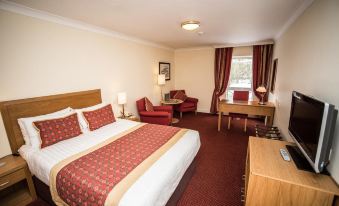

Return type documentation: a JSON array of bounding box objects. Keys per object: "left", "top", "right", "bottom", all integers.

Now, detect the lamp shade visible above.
[
  {"left": 256, "top": 86, "right": 267, "bottom": 93},
  {"left": 117, "top": 92, "right": 127, "bottom": 104},
  {"left": 158, "top": 74, "right": 166, "bottom": 85}
]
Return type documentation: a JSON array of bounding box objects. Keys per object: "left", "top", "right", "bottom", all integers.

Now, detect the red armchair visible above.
[
  {"left": 170, "top": 90, "right": 198, "bottom": 118},
  {"left": 136, "top": 98, "right": 173, "bottom": 125}
]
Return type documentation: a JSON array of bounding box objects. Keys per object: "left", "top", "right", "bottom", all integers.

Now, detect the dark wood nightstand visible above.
[{"left": 0, "top": 155, "right": 37, "bottom": 206}]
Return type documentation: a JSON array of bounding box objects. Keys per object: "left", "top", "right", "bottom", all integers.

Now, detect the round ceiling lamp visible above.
[{"left": 181, "top": 21, "right": 200, "bottom": 31}]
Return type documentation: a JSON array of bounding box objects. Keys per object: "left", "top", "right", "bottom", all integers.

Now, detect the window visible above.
[{"left": 226, "top": 56, "right": 253, "bottom": 100}]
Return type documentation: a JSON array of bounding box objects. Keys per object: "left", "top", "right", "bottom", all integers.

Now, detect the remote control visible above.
[{"left": 280, "top": 149, "right": 291, "bottom": 161}]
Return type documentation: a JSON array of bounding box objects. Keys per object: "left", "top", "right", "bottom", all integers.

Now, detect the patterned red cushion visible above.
[
  {"left": 82, "top": 104, "right": 116, "bottom": 131},
  {"left": 145, "top": 97, "right": 154, "bottom": 111},
  {"left": 173, "top": 91, "right": 187, "bottom": 101},
  {"left": 33, "top": 113, "right": 82, "bottom": 148}
]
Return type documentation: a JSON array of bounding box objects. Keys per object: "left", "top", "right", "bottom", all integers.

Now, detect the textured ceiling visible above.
[{"left": 8, "top": 0, "right": 308, "bottom": 48}]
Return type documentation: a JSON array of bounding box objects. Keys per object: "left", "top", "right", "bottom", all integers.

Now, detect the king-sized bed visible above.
[{"left": 0, "top": 89, "right": 200, "bottom": 206}]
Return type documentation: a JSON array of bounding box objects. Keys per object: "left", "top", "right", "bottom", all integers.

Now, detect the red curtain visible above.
[
  {"left": 210, "top": 47, "right": 233, "bottom": 114},
  {"left": 252, "top": 44, "right": 274, "bottom": 101}
]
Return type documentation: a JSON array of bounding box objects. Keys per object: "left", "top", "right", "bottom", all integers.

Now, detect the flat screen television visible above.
[{"left": 288, "top": 91, "right": 337, "bottom": 173}]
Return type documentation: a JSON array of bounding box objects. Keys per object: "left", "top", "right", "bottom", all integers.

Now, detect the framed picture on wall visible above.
[
  {"left": 159, "top": 62, "right": 170, "bottom": 81},
  {"left": 270, "top": 59, "right": 278, "bottom": 93}
]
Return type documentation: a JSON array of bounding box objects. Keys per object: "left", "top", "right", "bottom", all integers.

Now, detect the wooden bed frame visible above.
[
  {"left": 0, "top": 89, "right": 196, "bottom": 206},
  {"left": 0, "top": 89, "right": 102, "bottom": 153}
]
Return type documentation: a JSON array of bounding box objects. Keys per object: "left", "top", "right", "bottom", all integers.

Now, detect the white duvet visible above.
[{"left": 19, "top": 119, "right": 200, "bottom": 206}]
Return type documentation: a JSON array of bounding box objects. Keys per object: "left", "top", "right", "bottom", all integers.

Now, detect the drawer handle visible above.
[
  {"left": 242, "top": 174, "right": 246, "bottom": 180},
  {"left": 0, "top": 181, "right": 9, "bottom": 187},
  {"left": 241, "top": 187, "right": 245, "bottom": 193},
  {"left": 241, "top": 194, "right": 245, "bottom": 202}
]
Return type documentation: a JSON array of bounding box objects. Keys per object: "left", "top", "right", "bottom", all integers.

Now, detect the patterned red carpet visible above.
[
  {"left": 27, "top": 113, "right": 261, "bottom": 206},
  {"left": 175, "top": 113, "right": 259, "bottom": 206}
]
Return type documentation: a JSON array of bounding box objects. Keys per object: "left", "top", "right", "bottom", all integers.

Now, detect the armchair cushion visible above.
[
  {"left": 144, "top": 97, "right": 154, "bottom": 111},
  {"left": 139, "top": 111, "right": 170, "bottom": 118},
  {"left": 153, "top": 106, "right": 173, "bottom": 112},
  {"left": 173, "top": 91, "right": 187, "bottom": 101},
  {"left": 186, "top": 97, "right": 198, "bottom": 103},
  {"left": 181, "top": 102, "right": 196, "bottom": 108}
]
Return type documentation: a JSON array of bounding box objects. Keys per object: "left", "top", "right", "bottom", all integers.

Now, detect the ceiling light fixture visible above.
[{"left": 181, "top": 21, "right": 200, "bottom": 31}]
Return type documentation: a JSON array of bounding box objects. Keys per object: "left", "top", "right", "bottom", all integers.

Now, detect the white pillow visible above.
[
  {"left": 18, "top": 107, "right": 74, "bottom": 147},
  {"left": 75, "top": 102, "right": 109, "bottom": 133}
]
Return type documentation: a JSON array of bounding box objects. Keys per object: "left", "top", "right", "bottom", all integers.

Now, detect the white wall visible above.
[
  {"left": 174, "top": 47, "right": 214, "bottom": 113},
  {"left": 272, "top": 0, "right": 339, "bottom": 183},
  {"left": 174, "top": 46, "right": 253, "bottom": 113},
  {"left": 0, "top": 10, "right": 175, "bottom": 157}
]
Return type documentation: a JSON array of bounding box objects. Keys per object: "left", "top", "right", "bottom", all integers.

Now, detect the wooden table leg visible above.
[
  {"left": 218, "top": 112, "right": 222, "bottom": 131},
  {"left": 24, "top": 167, "right": 37, "bottom": 200},
  {"left": 267, "top": 115, "right": 274, "bottom": 126}
]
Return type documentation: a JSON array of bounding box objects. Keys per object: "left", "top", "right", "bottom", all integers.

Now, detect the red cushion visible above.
[
  {"left": 83, "top": 104, "right": 116, "bottom": 131},
  {"left": 181, "top": 102, "right": 195, "bottom": 108},
  {"left": 233, "top": 91, "right": 249, "bottom": 101},
  {"left": 173, "top": 91, "right": 187, "bottom": 101},
  {"left": 33, "top": 113, "right": 82, "bottom": 148},
  {"left": 145, "top": 97, "right": 154, "bottom": 112}
]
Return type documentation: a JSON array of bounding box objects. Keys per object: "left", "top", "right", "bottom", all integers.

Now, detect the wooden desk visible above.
[
  {"left": 245, "top": 137, "right": 339, "bottom": 206},
  {"left": 218, "top": 100, "right": 275, "bottom": 131}
]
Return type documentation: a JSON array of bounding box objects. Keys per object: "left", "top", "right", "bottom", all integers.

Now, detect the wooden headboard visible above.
[{"left": 0, "top": 89, "right": 102, "bottom": 153}]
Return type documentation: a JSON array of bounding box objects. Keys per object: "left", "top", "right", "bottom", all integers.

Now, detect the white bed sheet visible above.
[{"left": 19, "top": 119, "right": 200, "bottom": 206}]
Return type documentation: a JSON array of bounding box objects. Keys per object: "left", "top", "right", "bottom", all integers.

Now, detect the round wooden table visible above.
[{"left": 160, "top": 99, "right": 183, "bottom": 123}]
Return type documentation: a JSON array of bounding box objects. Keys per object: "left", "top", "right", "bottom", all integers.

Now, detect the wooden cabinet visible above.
[
  {"left": 0, "top": 155, "right": 36, "bottom": 206},
  {"left": 245, "top": 137, "right": 339, "bottom": 206}
]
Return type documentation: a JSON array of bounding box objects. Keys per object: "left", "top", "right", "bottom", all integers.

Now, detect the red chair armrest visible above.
[
  {"left": 186, "top": 97, "right": 198, "bottom": 103},
  {"left": 153, "top": 106, "right": 173, "bottom": 112},
  {"left": 139, "top": 111, "right": 170, "bottom": 117}
]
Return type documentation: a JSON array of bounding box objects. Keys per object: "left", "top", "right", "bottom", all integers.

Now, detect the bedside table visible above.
[
  {"left": 118, "top": 115, "right": 140, "bottom": 122},
  {"left": 0, "top": 155, "right": 37, "bottom": 206}
]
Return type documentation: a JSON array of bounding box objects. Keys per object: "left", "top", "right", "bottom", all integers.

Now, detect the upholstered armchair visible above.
[
  {"left": 136, "top": 98, "right": 173, "bottom": 125},
  {"left": 170, "top": 90, "right": 198, "bottom": 118}
]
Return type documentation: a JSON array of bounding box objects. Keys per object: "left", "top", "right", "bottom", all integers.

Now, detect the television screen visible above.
[{"left": 289, "top": 92, "right": 324, "bottom": 161}]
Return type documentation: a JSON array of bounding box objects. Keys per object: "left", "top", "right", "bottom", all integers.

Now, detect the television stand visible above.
[{"left": 245, "top": 137, "right": 339, "bottom": 205}]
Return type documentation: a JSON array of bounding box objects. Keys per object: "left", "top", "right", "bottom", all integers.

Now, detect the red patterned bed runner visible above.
[{"left": 53, "top": 124, "right": 183, "bottom": 206}]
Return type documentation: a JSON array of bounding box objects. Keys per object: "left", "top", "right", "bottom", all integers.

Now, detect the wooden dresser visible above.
[{"left": 245, "top": 137, "right": 339, "bottom": 206}]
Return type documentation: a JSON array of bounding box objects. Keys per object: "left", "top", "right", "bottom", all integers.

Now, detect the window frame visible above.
[{"left": 226, "top": 55, "right": 254, "bottom": 100}]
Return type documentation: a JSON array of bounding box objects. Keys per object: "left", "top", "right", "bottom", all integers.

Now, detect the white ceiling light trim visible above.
[
  {"left": 181, "top": 21, "right": 200, "bottom": 31},
  {"left": 214, "top": 40, "right": 275, "bottom": 48},
  {"left": 175, "top": 40, "right": 275, "bottom": 52},
  {"left": 0, "top": 0, "right": 174, "bottom": 51}
]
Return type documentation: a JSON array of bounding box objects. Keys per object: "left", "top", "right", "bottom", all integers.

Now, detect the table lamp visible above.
[
  {"left": 256, "top": 86, "right": 267, "bottom": 105},
  {"left": 117, "top": 92, "right": 127, "bottom": 118},
  {"left": 158, "top": 74, "right": 166, "bottom": 100}
]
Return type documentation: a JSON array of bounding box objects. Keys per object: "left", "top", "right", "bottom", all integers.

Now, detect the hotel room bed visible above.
[
  {"left": 0, "top": 89, "right": 201, "bottom": 206},
  {"left": 19, "top": 119, "right": 200, "bottom": 206}
]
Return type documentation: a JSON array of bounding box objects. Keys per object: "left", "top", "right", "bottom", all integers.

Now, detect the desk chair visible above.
[{"left": 228, "top": 91, "right": 249, "bottom": 132}]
